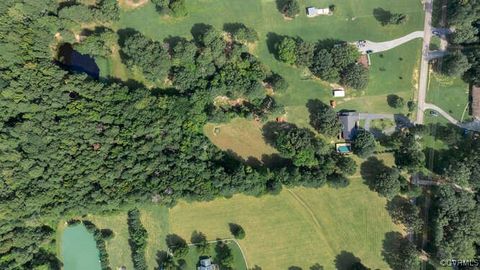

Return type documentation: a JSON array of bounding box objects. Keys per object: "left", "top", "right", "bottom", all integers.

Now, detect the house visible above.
[
  {"left": 472, "top": 85, "right": 480, "bottom": 120},
  {"left": 339, "top": 112, "right": 359, "bottom": 140},
  {"left": 306, "top": 7, "right": 331, "bottom": 17},
  {"left": 333, "top": 89, "right": 345, "bottom": 97},
  {"left": 198, "top": 258, "right": 218, "bottom": 270}
]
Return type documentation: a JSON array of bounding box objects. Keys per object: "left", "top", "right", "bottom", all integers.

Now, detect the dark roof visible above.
[
  {"left": 472, "top": 85, "right": 480, "bottom": 119},
  {"left": 339, "top": 112, "right": 359, "bottom": 140}
]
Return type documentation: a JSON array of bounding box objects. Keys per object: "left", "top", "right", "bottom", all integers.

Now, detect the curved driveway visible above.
[{"left": 358, "top": 31, "right": 424, "bottom": 54}]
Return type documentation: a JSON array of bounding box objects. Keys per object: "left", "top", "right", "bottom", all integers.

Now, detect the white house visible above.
[
  {"left": 332, "top": 89, "right": 345, "bottom": 97},
  {"left": 306, "top": 7, "right": 332, "bottom": 17}
]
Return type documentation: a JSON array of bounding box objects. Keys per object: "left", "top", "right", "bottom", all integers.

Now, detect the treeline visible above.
[
  {"left": 273, "top": 35, "right": 369, "bottom": 89},
  {"left": 437, "top": 0, "right": 480, "bottom": 85},
  {"left": 127, "top": 209, "right": 148, "bottom": 270},
  {"left": 68, "top": 219, "right": 113, "bottom": 270},
  {"left": 151, "top": 0, "right": 187, "bottom": 17}
]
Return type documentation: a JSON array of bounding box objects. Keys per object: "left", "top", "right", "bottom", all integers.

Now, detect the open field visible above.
[
  {"left": 204, "top": 118, "right": 278, "bottom": 163},
  {"left": 426, "top": 72, "right": 470, "bottom": 121},
  {"left": 98, "top": 0, "right": 424, "bottom": 126},
  {"left": 72, "top": 180, "right": 402, "bottom": 270}
]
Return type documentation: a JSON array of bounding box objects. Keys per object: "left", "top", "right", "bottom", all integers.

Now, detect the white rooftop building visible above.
[{"left": 306, "top": 7, "right": 332, "bottom": 17}]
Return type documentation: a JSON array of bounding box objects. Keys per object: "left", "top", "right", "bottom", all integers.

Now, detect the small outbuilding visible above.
[
  {"left": 198, "top": 258, "right": 218, "bottom": 270},
  {"left": 306, "top": 7, "right": 332, "bottom": 17},
  {"left": 332, "top": 89, "right": 345, "bottom": 97}
]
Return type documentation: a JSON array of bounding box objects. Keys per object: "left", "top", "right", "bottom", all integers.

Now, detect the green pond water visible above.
[{"left": 61, "top": 224, "right": 102, "bottom": 270}]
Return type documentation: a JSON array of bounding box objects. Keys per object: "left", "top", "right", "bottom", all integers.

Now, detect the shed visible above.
[
  {"left": 472, "top": 85, "right": 480, "bottom": 120},
  {"left": 306, "top": 7, "right": 331, "bottom": 17},
  {"left": 333, "top": 89, "right": 345, "bottom": 97}
]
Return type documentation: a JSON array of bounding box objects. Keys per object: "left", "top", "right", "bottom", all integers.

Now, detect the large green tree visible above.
[{"left": 352, "top": 129, "right": 376, "bottom": 157}]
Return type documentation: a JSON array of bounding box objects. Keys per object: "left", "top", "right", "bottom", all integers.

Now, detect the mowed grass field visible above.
[
  {"left": 427, "top": 72, "right": 470, "bottom": 121},
  {"left": 81, "top": 180, "right": 402, "bottom": 270},
  {"left": 101, "top": 0, "right": 424, "bottom": 124}
]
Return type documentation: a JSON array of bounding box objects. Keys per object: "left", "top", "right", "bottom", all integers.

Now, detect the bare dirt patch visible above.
[{"left": 118, "top": 0, "right": 149, "bottom": 9}]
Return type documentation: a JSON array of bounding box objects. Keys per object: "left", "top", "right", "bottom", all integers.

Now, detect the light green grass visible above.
[
  {"left": 169, "top": 181, "right": 403, "bottom": 270},
  {"left": 427, "top": 72, "right": 469, "bottom": 121},
  {"left": 103, "top": 0, "right": 424, "bottom": 126}
]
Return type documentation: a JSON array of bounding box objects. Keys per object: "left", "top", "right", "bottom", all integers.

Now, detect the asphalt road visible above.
[
  {"left": 415, "top": 0, "right": 433, "bottom": 125},
  {"left": 357, "top": 31, "right": 424, "bottom": 54}
]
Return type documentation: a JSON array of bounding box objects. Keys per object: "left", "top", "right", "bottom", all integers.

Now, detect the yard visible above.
[
  {"left": 426, "top": 72, "right": 470, "bottom": 121},
  {"left": 66, "top": 180, "right": 402, "bottom": 270},
  {"left": 97, "top": 0, "right": 424, "bottom": 126}
]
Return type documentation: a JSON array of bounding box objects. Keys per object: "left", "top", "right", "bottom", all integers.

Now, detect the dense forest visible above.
[
  {"left": 0, "top": 1, "right": 353, "bottom": 268},
  {"left": 0, "top": 1, "right": 479, "bottom": 269}
]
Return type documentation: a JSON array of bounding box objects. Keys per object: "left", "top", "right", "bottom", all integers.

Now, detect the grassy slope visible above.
[
  {"left": 108, "top": 0, "right": 423, "bottom": 121},
  {"left": 426, "top": 72, "right": 470, "bottom": 121}
]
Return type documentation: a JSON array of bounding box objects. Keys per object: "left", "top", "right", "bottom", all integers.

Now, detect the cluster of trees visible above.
[
  {"left": 277, "top": 0, "right": 300, "bottom": 18},
  {"left": 387, "top": 196, "right": 423, "bottom": 232},
  {"left": 151, "top": 0, "right": 187, "bottom": 17},
  {"left": 275, "top": 36, "right": 369, "bottom": 89},
  {"left": 307, "top": 99, "right": 342, "bottom": 137},
  {"left": 214, "top": 241, "right": 234, "bottom": 269},
  {"left": 79, "top": 220, "right": 113, "bottom": 270},
  {"left": 166, "top": 234, "right": 189, "bottom": 258},
  {"left": 127, "top": 209, "right": 148, "bottom": 270},
  {"left": 74, "top": 28, "right": 117, "bottom": 58},
  {"left": 352, "top": 129, "right": 376, "bottom": 157},
  {"left": 119, "top": 25, "right": 284, "bottom": 121},
  {"left": 263, "top": 121, "right": 356, "bottom": 188},
  {"left": 58, "top": 0, "right": 119, "bottom": 24},
  {"left": 439, "top": 0, "right": 480, "bottom": 84}
]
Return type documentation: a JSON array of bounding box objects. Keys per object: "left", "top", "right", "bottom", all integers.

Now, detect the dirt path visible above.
[{"left": 118, "top": 0, "right": 149, "bottom": 9}]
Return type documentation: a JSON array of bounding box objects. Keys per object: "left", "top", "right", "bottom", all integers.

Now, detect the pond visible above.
[
  {"left": 57, "top": 43, "right": 100, "bottom": 79},
  {"left": 61, "top": 224, "right": 102, "bottom": 270}
]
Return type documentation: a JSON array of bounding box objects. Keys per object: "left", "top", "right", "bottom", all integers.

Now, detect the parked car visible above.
[
  {"left": 432, "top": 30, "right": 440, "bottom": 36},
  {"left": 429, "top": 110, "right": 439, "bottom": 116},
  {"left": 366, "top": 49, "right": 373, "bottom": 54}
]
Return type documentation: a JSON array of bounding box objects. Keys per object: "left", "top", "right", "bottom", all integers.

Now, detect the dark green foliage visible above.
[
  {"left": 227, "top": 23, "right": 259, "bottom": 43},
  {"left": 373, "top": 8, "right": 407, "bottom": 26},
  {"left": 266, "top": 73, "right": 289, "bottom": 93},
  {"left": 152, "top": 0, "right": 187, "bottom": 17},
  {"left": 82, "top": 220, "right": 111, "bottom": 270},
  {"left": 120, "top": 32, "right": 171, "bottom": 82},
  {"left": 432, "top": 186, "right": 480, "bottom": 260},
  {"left": 372, "top": 167, "right": 401, "bottom": 199},
  {"left": 166, "top": 234, "right": 188, "bottom": 258},
  {"left": 387, "top": 94, "right": 405, "bottom": 108},
  {"left": 382, "top": 232, "right": 419, "bottom": 270},
  {"left": 214, "top": 241, "right": 234, "bottom": 268},
  {"left": 449, "top": 25, "right": 479, "bottom": 44},
  {"left": 387, "top": 196, "right": 423, "bottom": 232},
  {"left": 331, "top": 44, "right": 361, "bottom": 70},
  {"left": 127, "top": 209, "right": 148, "bottom": 270},
  {"left": 74, "top": 29, "right": 116, "bottom": 58},
  {"left": 350, "top": 262, "right": 370, "bottom": 270},
  {"left": 307, "top": 99, "right": 342, "bottom": 137},
  {"left": 310, "top": 49, "right": 339, "bottom": 82},
  {"left": 340, "top": 64, "right": 369, "bottom": 90},
  {"left": 156, "top": 250, "right": 177, "bottom": 270},
  {"left": 440, "top": 50, "right": 471, "bottom": 77},
  {"left": 190, "top": 231, "right": 209, "bottom": 254},
  {"left": 280, "top": 0, "right": 300, "bottom": 18},
  {"left": 388, "top": 13, "right": 407, "bottom": 25},
  {"left": 393, "top": 133, "right": 425, "bottom": 171},
  {"left": 352, "top": 129, "right": 376, "bottom": 157},
  {"left": 228, "top": 223, "right": 245, "bottom": 239},
  {"left": 277, "top": 37, "right": 297, "bottom": 64},
  {"left": 295, "top": 40, "right": 315, "bottom": 67}
]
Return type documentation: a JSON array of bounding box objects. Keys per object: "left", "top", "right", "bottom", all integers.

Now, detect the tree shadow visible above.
[
  {"left": 223, "top": 22, "right": 247, "bottom": 34},
  {"left": 360, "top": 156, "right": 388, "bottom": 189},
  {"left": 382, "top": 231, "right": 405, "bottom": 270},
  {"left": 309, "top": 263, "right": 324, "bottom": 270},
  {"left": 315, "top": 38, "right": 344, "bottom": 50},
  {"left": 373, "top": 8, "right": 392, "bottom": 25},
  {"left": 191, "top": 23, "right": 214, "bottom": 45},
  {"left": 266, "top": 32, "right": 285, "bottom": 58},
  {"left": 261, "top": 153, "right": 290, "bottom": 168},
  {"left": 165, "top": 233, "right": 187, "bottom": 250},
  {"left": 163, "top": 35, "right": 188, "bottom": 48},
  {"left": 275, "top": 0, "right": 289, "bottom": 13},
  {"left": 334, "top": 250, "right": 361, "bottom": 270},
  {"left": 288, "top": 267, "right": 303, "bottom": 270}
]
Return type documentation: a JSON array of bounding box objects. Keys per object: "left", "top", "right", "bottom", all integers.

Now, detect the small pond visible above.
[
  {"left": 61, "top": 224, "right": 102, "bottom": 270},
  {"left": 57, "top": 43, "right": 100, "bottom": 79}
]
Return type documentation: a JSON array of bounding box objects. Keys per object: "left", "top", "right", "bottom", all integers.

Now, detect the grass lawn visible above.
[
  {"left": 426, "top": 72, "right": 470, "bottom": 121},
  {"left": 204, "top": 118, "right": 278, "bottom": 162},
  {"left": 99, "top": 0, "right": 424, "bottom": 126}
]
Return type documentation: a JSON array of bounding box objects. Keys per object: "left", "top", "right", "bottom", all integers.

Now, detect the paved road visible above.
[
  {"left": 416, "top": 0, "right": 434, "bottom": 125},
  {"left": 357, "top": 31, "right": 424, "bottom": 54}
]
